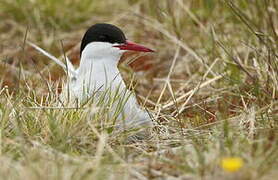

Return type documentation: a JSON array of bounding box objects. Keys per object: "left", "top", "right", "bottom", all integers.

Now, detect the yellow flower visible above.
[{"left": 221, "top": 157, "right": 243, "bottom": 172}]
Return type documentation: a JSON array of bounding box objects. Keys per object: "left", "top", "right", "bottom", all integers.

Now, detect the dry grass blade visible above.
[{"left": 162, "top": 75, "right": 224, "bottom": 109}]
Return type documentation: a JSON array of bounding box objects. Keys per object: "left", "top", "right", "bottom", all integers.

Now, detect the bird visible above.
[{"left": 28, "top": 23, "right": 155, "bottom": 133}]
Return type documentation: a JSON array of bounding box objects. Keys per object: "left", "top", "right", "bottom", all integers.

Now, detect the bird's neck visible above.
[{"left": 77, "top": 55, "right": 125, "bottom": 92}]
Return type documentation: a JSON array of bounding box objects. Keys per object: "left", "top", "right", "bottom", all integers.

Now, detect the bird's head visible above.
[{"left": 80, "top": 23, "right": 154, "bottom": 62}]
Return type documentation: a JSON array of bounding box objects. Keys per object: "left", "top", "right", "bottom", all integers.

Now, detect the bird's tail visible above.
[{"left": 27, "top": 41, "right": 77, "bottom": 78}]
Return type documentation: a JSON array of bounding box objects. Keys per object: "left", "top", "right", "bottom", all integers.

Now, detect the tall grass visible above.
[{"left": 0, "top": 0, "right": 277, "bottom": 179}]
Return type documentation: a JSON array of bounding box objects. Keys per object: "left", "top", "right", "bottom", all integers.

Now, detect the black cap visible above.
[{"left": 80, "top": 23, "right": 126, "bottom": 56}]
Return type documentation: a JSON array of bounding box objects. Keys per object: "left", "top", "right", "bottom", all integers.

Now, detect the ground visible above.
[{"left": 0, "top": 0, "right": 277, "bottom": 179}]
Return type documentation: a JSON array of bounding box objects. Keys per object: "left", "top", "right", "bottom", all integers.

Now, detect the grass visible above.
[{"left": 0, "top": 0, "right": 277, "bottom": 179}]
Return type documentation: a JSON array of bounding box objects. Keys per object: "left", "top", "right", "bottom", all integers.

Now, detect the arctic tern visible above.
[{"left": 29, "top": 23, "right": 155, "bottom": 132}]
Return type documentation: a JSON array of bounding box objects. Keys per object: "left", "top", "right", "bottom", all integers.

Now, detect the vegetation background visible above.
[{"left": 0, "top": 0, "right": 277, "bottom": 179}]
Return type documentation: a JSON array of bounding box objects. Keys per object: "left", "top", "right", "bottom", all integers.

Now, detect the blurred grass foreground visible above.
[{"left": 0, "top": 0, "right": 277, "bottom": 179}]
